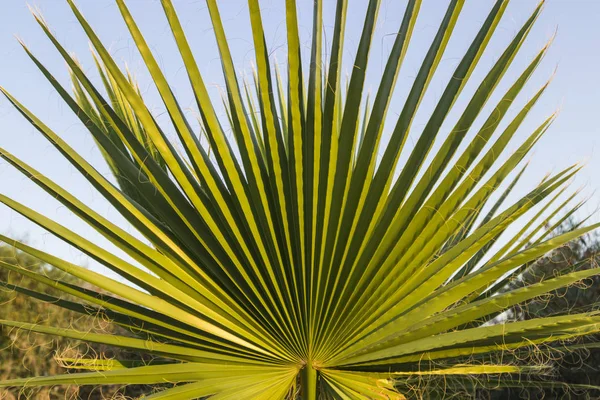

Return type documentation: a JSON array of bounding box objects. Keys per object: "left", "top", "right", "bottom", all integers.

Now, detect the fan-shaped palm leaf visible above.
[{"left": 0, "top": 0, "right": 598, "bottom": 398}]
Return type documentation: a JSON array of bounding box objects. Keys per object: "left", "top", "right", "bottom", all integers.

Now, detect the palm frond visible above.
[{"left": 0, "top": 0, "right": 597, "bottom": 398}]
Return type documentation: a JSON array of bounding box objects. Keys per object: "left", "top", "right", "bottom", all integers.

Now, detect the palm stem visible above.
[{"left": 301, "top": 362, "right": 317, "bottom": 400}]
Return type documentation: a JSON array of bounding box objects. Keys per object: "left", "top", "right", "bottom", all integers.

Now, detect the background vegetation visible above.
[
  {"left": 483, "top": 222, "right": 600, "bottom": 399},
  {"left": 0, "top": 246, "right": 153, "bottom": 400}
]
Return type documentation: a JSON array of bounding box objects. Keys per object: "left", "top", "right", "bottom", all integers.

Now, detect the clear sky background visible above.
[{"left": 0, "top": 0, "right": 598, "bottom": 279}]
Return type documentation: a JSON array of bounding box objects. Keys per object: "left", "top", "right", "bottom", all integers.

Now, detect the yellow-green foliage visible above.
[{"left": 0, "top": 0, "right": 599, "bottom": 398}]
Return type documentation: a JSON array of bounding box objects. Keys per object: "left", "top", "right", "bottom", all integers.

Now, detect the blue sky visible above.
[{"left": 0, "top": 0, "right": 598, "bottom": 278}]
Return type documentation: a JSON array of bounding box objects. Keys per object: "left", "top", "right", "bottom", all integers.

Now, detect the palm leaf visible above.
[{"left": 0, "top": 0, "right": 597, "bottom": 398}]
